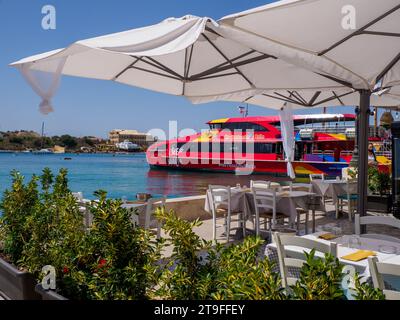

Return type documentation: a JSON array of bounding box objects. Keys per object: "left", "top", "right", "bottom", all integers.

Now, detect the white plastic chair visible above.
[
  {"left": 309, "top": 174, "right": 325, "bottom": 181},
  {"left": 273, "top": 232, "right": 337, "bottom": 289},
  {"left": 336, "top": 178, "right": 358, "bottom": 221},
  {"left": 250, "top": 180, "right": 271, "bottom": 189},
  {"left": 368, "top": 256, "right": 400, "bottom": 300},
  {"left": 144, "top": 196, "right": 166, "bottom": 239},
  {"left": 285, "top": 181, "right": 313, "bottom": 192},
  {"left": 208, "top": 185, "right": 246, "bottom": 242},
  {"left": 252, "top": 187, "right": 286, "bottom": 236},
  {"left": 72, "top": 192, "right": 91, "bottom": 227},
  {"left": 355, "top": 214, "right": 400, "bottom": 243},
  {"left": 309, "top": 174, "right": 329, "bottom": 205}
]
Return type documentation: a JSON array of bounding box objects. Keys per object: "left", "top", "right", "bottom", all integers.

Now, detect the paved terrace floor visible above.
[{"left": 159, "top": 202, "right": 400, "bottom": 258}]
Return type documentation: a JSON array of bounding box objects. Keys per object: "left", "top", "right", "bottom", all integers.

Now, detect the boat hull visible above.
[{"left": 149, "top": 158, "right": 349, "bottom": 178}]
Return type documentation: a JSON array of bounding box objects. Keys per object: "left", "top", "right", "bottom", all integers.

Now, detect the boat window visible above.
[
  {"left": 209, "top": 124, "right": 222, "bottom": 130},
  {"left": 219, "top": 122, "right": 268, "bottom": 132},
  {"left": 254, "top": 143, "right": 274, "bottom": 154},
  {"left": 174, "top": 142, "right": 277, "bottom": 154}
]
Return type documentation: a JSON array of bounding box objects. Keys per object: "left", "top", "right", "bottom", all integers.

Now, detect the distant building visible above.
[
  {"left": 53, "top": 145, "right": 65, "bottom": 154},
  {"left": 108, "top": 129, "right": 157, "bottom": 147}
]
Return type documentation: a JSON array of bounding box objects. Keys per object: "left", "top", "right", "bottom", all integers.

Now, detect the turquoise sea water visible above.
[{"left": 0, "top": 152, "right": 271, "bottom": 200}]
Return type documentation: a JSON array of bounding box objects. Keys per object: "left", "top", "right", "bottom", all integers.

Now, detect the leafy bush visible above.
[
  {"left": 0, "top": 170, "right": 39, "bottom": 265},
  {"left": 368, "top": 166, "right": 391, "bottom": 195},
  {"left": 352, "top": 275, "right": 385, "bottom": 300},
  {"left": 0, "top": 169, "right": 162, "bottom": 300},
  {"left": 0, "top": 170, "right": 388, "bottom": 301},
  {"left": 19, "top": 168, "right": 85, "bottom": 280},
  {"left": 58, "top": 190, "right": 163, "bottom": 300},
  {"left": 155, "top": 208, "right": 285, "bottom": 300},
  {"left": 290, "top": 250, "right": 345, "bottom": 300},
  {"left": 209, "top": 240, "right": 285, "bottom": 300}
]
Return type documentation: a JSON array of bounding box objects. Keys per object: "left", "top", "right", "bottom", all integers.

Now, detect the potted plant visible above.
[
  {"left": 35, "top": 190, "right": 162, "bottom": 300},
  {"left": 0, "top": 171, "right": 41, "bottom": 300},
  {"left": 367, "top": 166, "right": 392, "bottom": 213}
]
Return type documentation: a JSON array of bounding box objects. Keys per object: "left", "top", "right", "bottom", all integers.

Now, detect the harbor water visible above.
[{"left": 0, "top": 152, "right": 284, "bottom": 200}]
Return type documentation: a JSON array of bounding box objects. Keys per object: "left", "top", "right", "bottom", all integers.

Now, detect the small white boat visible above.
[
  {"left": 33, "top": 148, "right": 54, "bottom": 154},
  {"left": 116, "top": 140, "right": 140, "bottom": 152}
]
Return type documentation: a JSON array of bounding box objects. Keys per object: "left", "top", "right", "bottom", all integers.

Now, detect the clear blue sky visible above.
[{"left": 0, "top": 0, "right": 355, "bottom": 138}]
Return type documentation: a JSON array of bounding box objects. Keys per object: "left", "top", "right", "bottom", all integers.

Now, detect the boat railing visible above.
[
  {"left": 301, "top": 125, "right": 353, "bottom": 134},
  {"left": 312, "top": 150, "right": 334, "bottom": 155}
]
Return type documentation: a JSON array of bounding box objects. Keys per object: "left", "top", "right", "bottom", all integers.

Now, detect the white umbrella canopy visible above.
[
  {"left": 190, "top": 87, "right": 400, "bottom": 109},
  {"left": 217, "top": 0, "right": 400, "bottom": 219},
  {"left": 219, "top": 0, "right": 400, "bottom": 91},
  {"left": 11, "top": 15, "right": 361, "bottom": 114}
]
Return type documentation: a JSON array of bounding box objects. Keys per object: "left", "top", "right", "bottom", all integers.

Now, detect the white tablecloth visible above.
[
  {"left": 311, "top": 180, "right": 357, "bottom": 205},
  {"left": 205, "top": 189, "right": 324, "bottom": 224},
  {"left": 267, "top": 232, "right": 400, "bottom": 277}
]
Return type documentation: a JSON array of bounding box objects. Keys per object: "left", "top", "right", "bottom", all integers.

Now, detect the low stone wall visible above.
[{"left": 164, "top": 195, "right": 211, "bottom": 222}]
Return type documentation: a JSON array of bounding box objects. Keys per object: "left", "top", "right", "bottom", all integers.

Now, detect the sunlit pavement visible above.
[{"left": 158, "top": 202, "right": 400, "bottom": 258}]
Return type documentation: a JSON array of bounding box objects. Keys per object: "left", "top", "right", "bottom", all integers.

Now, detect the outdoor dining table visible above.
[
  {"left": 311, "top": 179, "right": 357, "bottom": 205},
  {"left": 265, "top": 232, "right": 400, "bottom": 290},
  {"left": 204, "top": 188, "right": 325, "bottom": 233}
]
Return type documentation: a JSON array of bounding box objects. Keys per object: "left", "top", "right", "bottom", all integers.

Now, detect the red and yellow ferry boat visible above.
[{"left": 146, "top": 114, "right": 390, "bottom": 177}]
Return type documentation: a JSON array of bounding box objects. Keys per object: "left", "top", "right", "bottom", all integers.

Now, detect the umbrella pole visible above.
[{"left": 357, "top": 90, "right": 371, "bottom": 230}]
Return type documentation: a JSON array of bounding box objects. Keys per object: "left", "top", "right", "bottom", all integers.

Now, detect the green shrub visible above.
[
  {"left": 155, "top": 208, "right": 285, "bottom": 300},
  {"left": 352, "top": 275, "right": 385, "bottom": 300},
  {"left": 56, "top": 190, "right": 163, "bottom": 300},
  {"left": 0, "top": 170, "right": 39, "bottom": 265},
  {"left": 20, "top": 168, "right": 85, "bottom": 280},
  {"left": 290, "top": 250, "right": 345, "bottom": 300},
  {"left": 368, "top": 166, "right": 391, "bottom": 195},
  {"left": 209, "top": 239, "right": 285, "bottom": 300},
  {"left": 0, "top": 170, "right": 388, "bottom": 301}
]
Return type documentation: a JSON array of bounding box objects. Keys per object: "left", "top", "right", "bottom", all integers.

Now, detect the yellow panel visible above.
[
  {"left": 209, "top": 118, "right": 229, "bottom": 124},
  {"left": 376, "top": 156, "right": 391, "bottom": 165},
  {"left": 194, "top": 131, "right": 218, "bottom": 142},
  {"left": 329, "top": 134, "right": 347, "bottom": 141}
]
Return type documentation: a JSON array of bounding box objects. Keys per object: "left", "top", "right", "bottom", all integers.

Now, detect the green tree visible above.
[{"left": 60, "top": 135, "right": 78, "bottom": 149}]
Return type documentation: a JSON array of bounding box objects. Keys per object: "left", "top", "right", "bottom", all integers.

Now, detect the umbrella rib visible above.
[
  {"left": 201, "top": 33, "right": 255, "bottom": 88},
  {"left": 308, "top": 91, "right": 322, "bottom": 105},
  {"left": 312, "top": 91, "right": 353, "bottom": 107},
  {"left": 290, "top": 90, "right": 308, "bottom": 105},
  {"left": 316, "top": 73, "right": 353, "bottom": 88},
  {"left": 362, "top": 31, "right": 400, "bottom": 38},
  {"left": 184, "top": 45, "right": 194, "bottom": 79},
  {"left": 319, "top": 4, "right": 400, "bottom": 56},
  {"left": 262, "top": 93, "right": 303, "bottom": 106},
  {"left": 183, "top": 48, "right": 188, "bottom": 95},
  {"left": 375, "top": 51, "right": 400, "bottom": 84},
  {"left": 273, "top": 92, "right": 305, "bottom": 106},
  {"left": 191, "top": 72, "right": 239, "bottom": 81},
  {"left": 189, "top": 54, "right": 272, "bottom": 81},
  {"left": 140, "top": 56, "right": 184, "bottom": 80},
  {"left": 183, "top": 44, "right": 195, "bottom": 95},
  {"left": 286, "top": 90, "right": 303, "bottom": 105},
  {"left": 113, "top": 57, "right": 141, "bottom": 80},
  {"left": 332, "top": 91, "right": 345, "bottom": 106},
  {"left": 199, "top": 50, "right": 257, "bottom": 75},
  {"left": 129, "top": 65, "right": 182, "bottom": 81},
  {"left": 243, "top": 95, "right": 254, "bottom": 103}
]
